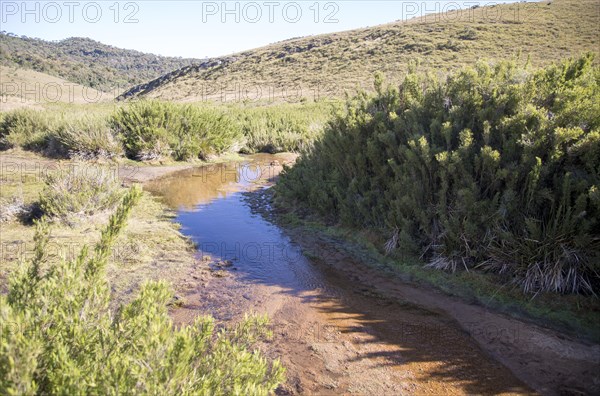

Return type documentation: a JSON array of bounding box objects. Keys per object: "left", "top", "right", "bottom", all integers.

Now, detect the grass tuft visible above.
[
  {"left": 50, "top": 116, "right": 123, "bottom": 160},
  {"left": 39, "top": 165, "right": 124, "bottom": 221}
]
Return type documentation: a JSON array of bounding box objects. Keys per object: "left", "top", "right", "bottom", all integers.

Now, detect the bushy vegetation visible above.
[
  {"left": 0, "top": 100, "right": 334, "bottom": 160},
  {"left": 277, "top": 55, "right": 600, "bottom": 295},
  {"left": 0, "top": 109, "right": 55, "bottom": 151},
  {"left": 0, "top": 186, "right": 285, "bottom": 395},
  {"left": 111, "top": 101, "right": 242, "bottom": 161},
  {"left": 50, "top": 116, "right": 123, "bottom": 159},
  {"left": 0, "top": 33, "right": 199, "bottom": 92},
  {"left": 232, "top": 103, "right": 333, "bottom": 154},
  {"left": 39, "top": 165, "right": 124, "bottom": 220}
]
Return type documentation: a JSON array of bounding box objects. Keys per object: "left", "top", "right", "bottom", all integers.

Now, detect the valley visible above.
[{"left": 0, "top": 0, "right": 599, "bottom": 394}]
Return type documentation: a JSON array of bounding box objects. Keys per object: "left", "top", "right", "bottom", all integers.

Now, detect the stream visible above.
[{"left": 144, "top": 154, "right": 597, "bottom": 395}]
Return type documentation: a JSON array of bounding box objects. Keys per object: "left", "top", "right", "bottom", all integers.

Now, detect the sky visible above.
[{"left": 1, "top": 1, "right": 527, "bottom": 59}]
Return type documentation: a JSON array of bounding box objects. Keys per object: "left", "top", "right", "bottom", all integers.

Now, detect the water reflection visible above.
[
  {"left": 145, "top": 152, "right": 325, "bottom": 290},
  {"left": 145, "top": 154, "right": 293, "bottom": 211}
]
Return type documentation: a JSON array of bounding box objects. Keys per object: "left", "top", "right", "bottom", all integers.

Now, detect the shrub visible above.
[
  {"left": 458, "top": 27, "right": 478, "bottom": 40},
  {"left": 111, "top": 101, "right": 242, "bottom": 161},
  {"left": 277, "top": 55, "right": 600, "bottom": 294},
  {"left": 109, "top": 101, "right": 173, "bottom": 160},
  {"left": 0, "top": 186, "right": 285, "bottom": 395},
  {"left": 171, "top": 104, "right": 242, "bottom": 161},
  {"left": 39, "top": 165, "right": 124, "bottom": 220},
  {"left": 0, "top": 109, "right": 55, "bottom": 151},
  {"left": 233, "top": 103, "right": 333, "bottom": 154},
  {"left": 49, "top": 116, "right": 123, "bottom": 159}
]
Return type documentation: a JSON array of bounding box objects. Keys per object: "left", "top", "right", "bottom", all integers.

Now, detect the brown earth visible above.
[
  {"left": 2, "top": 151, "right": 598, "bottom": 395},
  {"left": 153, "top": 157, "right": 599, "bottom": 396}
]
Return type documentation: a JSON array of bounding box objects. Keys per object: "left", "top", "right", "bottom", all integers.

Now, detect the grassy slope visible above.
[
  {"left": 119, "top": 0, "right": 599, "bottom": 102},
  {"left": 0, "top": 150, "right": 197, "bottom": 303},
  {"left": 0, "top": 34, "right": 200, "bottom": 92},
  {"left": 0, "top": 66, "right": 110, "bottom": 111}
]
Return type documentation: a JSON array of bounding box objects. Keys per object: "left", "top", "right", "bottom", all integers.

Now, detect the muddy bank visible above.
[
  {"left": 144, "top": 157, "right": 535, "bottom": 395},
  {"left": 247, "top": 188, "right": 600, "bottom": 395},
  {"left": 3, "top": 150, "right": 598, "bottom": 394}
]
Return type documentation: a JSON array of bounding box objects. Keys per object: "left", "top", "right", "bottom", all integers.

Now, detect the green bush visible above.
[
  {"left": 39, "top": 165, "right": 124, "bottom": 220},
  {"left": 0, "top": 109, "right": 55, "bottom": 151},
  {"left": 0, "top": 186, "right": 285, "bottom": 395},
  {"left": 0, "top": 102, "right": 334, "bottom": 161},
  {"left": 49, "top": 116, "right": 123, "bottom": 159},
  {"left": 232, "top": 103, "right": 332, "bottom": 154},
  {"left": 277, "top": 55, "right": 600, "bottom": 294},
  {"left": 111, "top": 101, "right": 242, "bottom": 161}
]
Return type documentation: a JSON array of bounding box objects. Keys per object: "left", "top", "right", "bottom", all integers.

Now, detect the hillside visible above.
[
  {"left": 118, "top": 0, "right": 599, "bottom": 103},
  {"left": 0, "top": 33, "right": 199, "bottom": 92},
  {"left": 0, "top": 66, "right": 108, "bottom": 111}
]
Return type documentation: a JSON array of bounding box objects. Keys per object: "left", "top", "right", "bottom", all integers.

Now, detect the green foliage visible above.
[
  {"left": 50, "top": 116, "right": 123, "bottom": 159},
  {"left": 277, "top": 55, "right": 600, "bottom": 294},
  {"left": 0, "top": 33, "right": 199, "bottom": 92},
  {"left": 0, "top": 186, "right": 285, "bottom": 395},
  {"left": 111, "top": 101, "right": 242, "bottom": 161},
  {"left": 0, "top": 109, "right": 121, "bottom": 159},
  {"left": 39, "top": 165, "right": 124, "bottom": 220},
  {"left": 0, "top": 109, "right": 54, "bottom": 151},
  {"left": 0, "top": 101, "right": 333, "bottom": 161},
  {"left": 232, "top": 103, "right": 333, "bottom": 153}
]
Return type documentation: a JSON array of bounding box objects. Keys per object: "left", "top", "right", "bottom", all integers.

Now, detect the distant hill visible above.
[
  {"left": 0, "top": 66, "right": 108, "bottom": 111},
  {"left": 0, "top": 33, "right": 200, "bottom": 92},
  {"left": 117, "top": 0, "right": 599, "bottom": 103}
]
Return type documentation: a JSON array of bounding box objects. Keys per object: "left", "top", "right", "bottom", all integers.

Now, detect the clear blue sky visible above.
[{"left": 1, "top": 1, "right": 527, "bottom": 58}]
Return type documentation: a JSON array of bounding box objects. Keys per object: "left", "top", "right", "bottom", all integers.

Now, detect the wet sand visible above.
[
  {"left": 2, "top": 150, "right": 597, "bottom": 394},
  {"left": 145, "top": 155, "right": 597, "bottom": 395}
]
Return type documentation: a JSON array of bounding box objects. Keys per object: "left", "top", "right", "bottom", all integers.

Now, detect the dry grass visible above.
[
  {"left": 0, "top": 151, "right": 198, "bottom": 303},
  {"left": 120, "top": 0, "right": 599, "bottom": 103},
  {"left": 39, "top": 164, "right": 124, "bottom": 221},
  {"left": 0, "top": 66, "right": 111, "bottom": 110}
]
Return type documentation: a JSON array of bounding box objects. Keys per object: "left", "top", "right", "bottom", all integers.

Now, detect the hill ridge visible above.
[
  {"left": 0, "top": 32, "right": 200, "bottom": 92},
  {"left": 116, "top": 0, "right": 599, "bottom": 103}
]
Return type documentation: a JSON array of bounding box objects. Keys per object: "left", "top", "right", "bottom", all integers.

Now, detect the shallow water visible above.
[
  {"left": 146, "top": 154, "right": 327, "bottom": 293},
  {"left": 145, "top": 154, "right": 286, "bottom": 210},
  {"left": 145, "top": 154, "right": 533, "bottom": 395}
]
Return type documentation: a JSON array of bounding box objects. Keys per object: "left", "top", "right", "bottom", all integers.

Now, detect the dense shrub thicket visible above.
[
  {"left": 276, "top": 55, "right": 600, "bottom": 294},
  {"left": 0, "top": 186, "right": 285, "bottom": 395},
  {"left": 0, "top": 101, "right": 330, "bottom": 160},
  {"left": 111, "top": 101, "right": 242, "bottom": 161}
]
